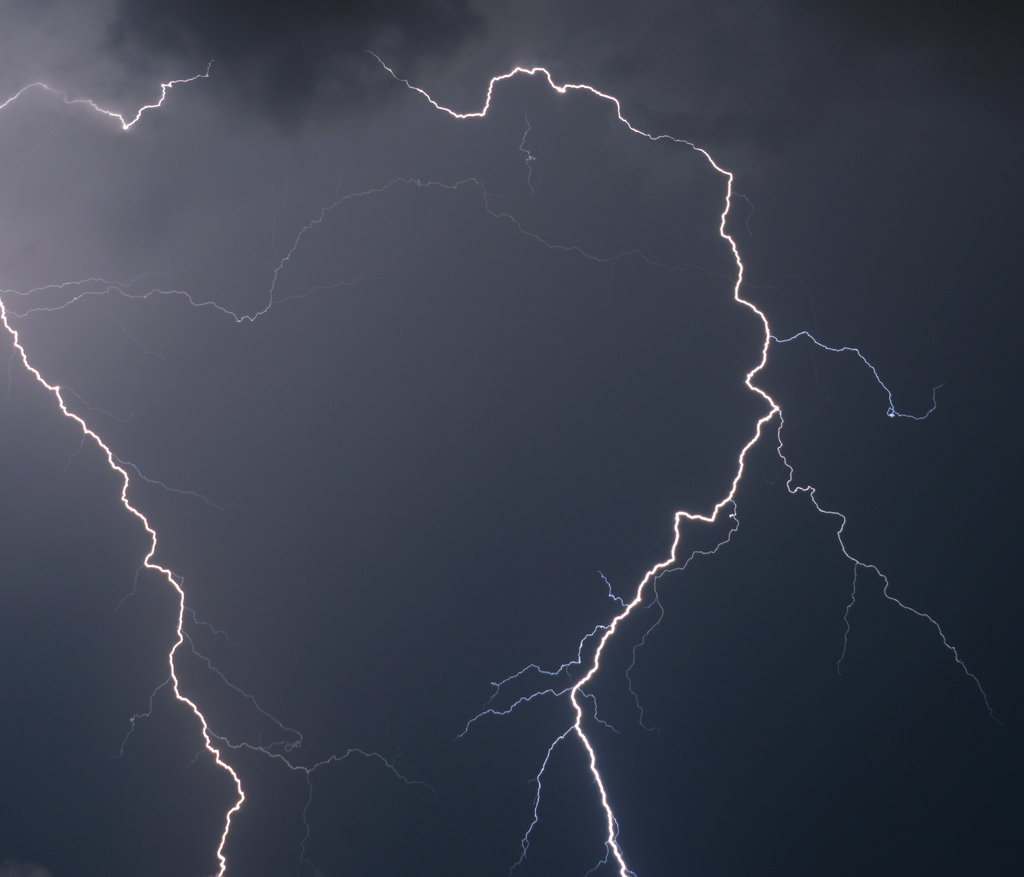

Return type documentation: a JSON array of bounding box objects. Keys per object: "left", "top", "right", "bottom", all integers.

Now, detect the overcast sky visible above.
[{"left": 1, "top": 2, "right": 1021, "bottom": 876}]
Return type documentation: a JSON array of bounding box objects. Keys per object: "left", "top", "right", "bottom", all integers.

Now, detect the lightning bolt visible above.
[
  {"left": 0, "top": 67, "right": 251, "bottom": 876},
  {"left": 0, "top": 64, "right": 213, "bottom": 130},
  {"left": 0, "top": 67, "right": 421, "bottom": 877},
  {"left": 0, "top": 296, "right": 246, "bottom": 874},
  {"left": 1, "top": 55, "right": 999, "bottom": 876},
  {"left": 374, "top": 56, "right": 1000, "bottom": 875}
]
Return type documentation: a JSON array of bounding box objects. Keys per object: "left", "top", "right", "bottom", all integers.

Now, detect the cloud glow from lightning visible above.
[{"left": 0, "top": 55, "right": 999, "bottom": 876}]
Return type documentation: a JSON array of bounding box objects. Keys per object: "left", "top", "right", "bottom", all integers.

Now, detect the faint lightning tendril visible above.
[
  {"left": 771, "top": 330, "right": 943, "bottom": 420},
  {"left": 837, "top": 565, "right": 858, "bottom": 675},
  {"left": 519, "top": 112, "right": 536, "bottom": 196}
]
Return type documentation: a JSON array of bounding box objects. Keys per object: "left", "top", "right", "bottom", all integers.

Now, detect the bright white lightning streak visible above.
[
  {"left": 374, "top": 53, "right": 772, "bottom": 877},
  {"left": 0, "top": 68, "right": 429, "bottom": 876},
  {"left": 0, "top": 67, "right": 249, "bottom": 876},
  {"left": 376, "top": 57, "right": 999, "bottom": 875},
  {"left": 0, "top": 300, "right": 245, "bottom": 874},
  {"left": 0, "top": 64, "right": 213, "bottom": 130}
]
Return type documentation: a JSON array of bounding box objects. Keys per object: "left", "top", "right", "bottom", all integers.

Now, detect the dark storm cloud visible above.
[
  {"left": 99, "top": 0, "right": 1021, "bottom": 139},
  {"left": 807, "top": 0, "right": 1023, "bottom": 49},
  {"left": 106, "top": 0, "right": 481, "bottom": 118},
  {"left": 799, "top": 0, "right": 1024, "bottom": 103}
]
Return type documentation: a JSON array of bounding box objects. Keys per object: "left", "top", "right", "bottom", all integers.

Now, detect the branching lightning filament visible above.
[{"left": 376, "top": 56, "right": 1000, "bottom": 876}]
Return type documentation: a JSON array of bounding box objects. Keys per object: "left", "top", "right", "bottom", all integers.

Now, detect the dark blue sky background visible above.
[{"left": 1, "top": 2, "right": 1020, "bottom": 876}]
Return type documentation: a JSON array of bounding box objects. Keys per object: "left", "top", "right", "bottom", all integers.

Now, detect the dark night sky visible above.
[{"left": 1, "top": 2, "right": 1021, "bottom": 876}]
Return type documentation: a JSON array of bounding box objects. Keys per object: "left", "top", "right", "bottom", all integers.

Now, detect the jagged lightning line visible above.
[
  {"left": 375, "top": 57, "right": 998, "bottom": 875},
  {"left": 110, "top": 454, "right": 228, "bottom": 509},
  {"left": 0, "top": 67, "right": 253, "bottom": 876},
  {"left": 623, "top": 504, "right": 741, "bottom": 734},
  {"left": 764, "top": 333, "right": 994, "bottom": 703},
  {"left": 771, "top": 330, "right": 943, "bottom": 420},
  {"left": 597, "top": 571, "right": 627, "bottom": 608},
  {"left": 2, "top": 57, "right": 997, "bottom": 877},
  {"left": 374, "top": 53, "right": 774, "bottom": 877},
  {"left": 0, "top": 64, "right": 213, "bottom": 130},
  {"left": 0, "top": 68, "right": 418, "bottom": 877},
  {"left": 479, "top": 509, "right": 745, "bottom": 872},
  {"left": 55, "top": 389, "right": 226, "bottom": 508},
  {"left": 63, "top": 432, "right": 225, "bottom": 509},
  {"left": 771, "top": 419, "right": 1000, "bottom": 721},
  {"left": 764, "top": 331, "right": 980, "bottom": 690},
  {"left": 0, "top": 299, "right": 245, "bottom": 873}
]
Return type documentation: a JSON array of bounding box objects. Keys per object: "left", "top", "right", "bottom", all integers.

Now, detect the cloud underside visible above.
[{"left": 107, "top": 0, "right": 482, "bottom": 117}]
